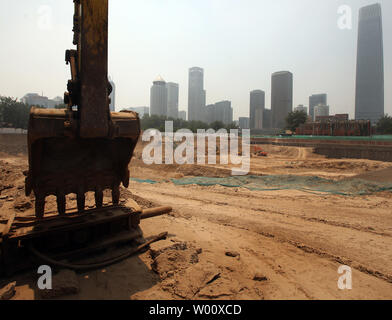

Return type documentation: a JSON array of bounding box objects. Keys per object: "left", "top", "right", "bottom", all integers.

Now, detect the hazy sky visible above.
[{"left": 0, "top": 0, "right": 391, "bottom": 120}]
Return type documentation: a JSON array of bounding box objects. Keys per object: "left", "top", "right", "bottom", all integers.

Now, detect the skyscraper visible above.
[
  {"left": 263, "top": 109, "right": 272, "bottom": 129},
  {"left": 167, "top": 82, "right": 179, "bottom": 119},
  {"left": 249, "top": 90, "right": 265, "bottom": 130},
  {"left": 150, "top": 76, "right": 167, "bottom": 117},
  {"left": 271, "top": 71, "right": 293, "bottom": 129},
  {"left": 355, "top": 3, "right": 384, "bottom": 123},
  {"left": 188, "top": 67, "right": 206, "bottom": 122},
  {"left": 205, "top": 101, "right": 233, "bottom": 125},
  {"left": 309, "top": 94, "right": 327, "bottom": 121},
  {"left": 215, "top": 101, "right": 233, "bottom": 125},
  {"left": 178, "top": 110, "right": 187, "bottom": 121},
  {"left": 109, "top": 78, "right": 115, "bottom": 112}
]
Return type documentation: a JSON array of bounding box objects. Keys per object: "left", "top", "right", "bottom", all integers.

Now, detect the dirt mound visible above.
[
  {"left": 0, "top": 134, "right": 27, "bottom": 157},
  {"left": 291, "top": 160, "right": 391, "bottom": 173},
  {"left": 147, "top": 237, "right": 260, "bottom": 300},
  {"left": 130, "top": 158, "right": 233, "bottom": 180},
  {"left": 150, "top": 239, "right": 201, "bottom": 280},
  {"left": 251, "top": 144, "right": 298, "bottom": 158}
]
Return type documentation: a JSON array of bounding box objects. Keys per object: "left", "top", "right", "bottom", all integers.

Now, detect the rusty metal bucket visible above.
[{"left": 25, "top": 108, "right": 140, "bottom": 218}]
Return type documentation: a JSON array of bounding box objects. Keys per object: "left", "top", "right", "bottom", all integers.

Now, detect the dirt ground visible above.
[{"left": 1, "top": 134, "right": 392, "bottom": 300}]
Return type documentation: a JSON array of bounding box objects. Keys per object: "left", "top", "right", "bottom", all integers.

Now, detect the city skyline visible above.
[{"left": 0, "top": 0, "right": 391, "bottom": 120}]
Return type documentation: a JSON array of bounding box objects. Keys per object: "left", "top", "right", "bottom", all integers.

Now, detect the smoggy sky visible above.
[{"left": 0, "top": 0, "right": 391, "bottom": 120}]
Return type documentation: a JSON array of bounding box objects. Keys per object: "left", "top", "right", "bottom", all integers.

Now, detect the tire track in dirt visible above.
[
  {"left": 132, "top": 183, "right": 392, "bottom": 284},
  {"left": 131, "top": 183, "right": 392, "bottom": 237}
]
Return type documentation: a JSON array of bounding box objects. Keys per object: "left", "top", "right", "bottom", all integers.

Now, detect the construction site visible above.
[
  {"left": 1, "top": 0, "right": 391, "bottom": 303},
  {"left": 1, "top": 132, "right": 392, "bottom": 300}
]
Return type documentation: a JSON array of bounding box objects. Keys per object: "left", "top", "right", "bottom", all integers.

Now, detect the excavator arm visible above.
[{"left": 25, "top": 0, "right": 141, "bottom": 218}]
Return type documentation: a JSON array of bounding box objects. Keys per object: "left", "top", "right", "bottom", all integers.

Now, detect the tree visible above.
[
  {"left": 54, "top": 103, "right": 67, "bottom": 109},
  {"left": 140, "top": 114, "right": 239, "bottom": 133},
  {"left": 376, "top": 115, "right": 392, "bottom": 134},
  {"left": 0, "top": 96, "right": 31, "bottom": 129},
  {"left": 285, "top": 110, "right": 308, "bottom": 132}
]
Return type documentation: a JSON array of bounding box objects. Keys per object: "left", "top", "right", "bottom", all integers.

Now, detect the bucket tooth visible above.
[
  {"left": 112, "top": 185, "right": 120, "bottom": 205},
  {"left": 35, "top": 194, "right": 45, "bottom": 219},
  {"left": 57, "top": 192, "right": 66, "bottom": 215},
  {"left": 123, "top": 170, "right": 130, "bottom": 188},
  {"left": 95, "top": 187, "right": 103, "bottom": 208},
  {"left": 77, "top": 191, "right": 86, "bottom": 212}
]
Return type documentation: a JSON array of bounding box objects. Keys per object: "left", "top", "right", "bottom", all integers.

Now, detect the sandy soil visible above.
[{"left": 1, "top": 134, "right": 392, "bottom": 300}]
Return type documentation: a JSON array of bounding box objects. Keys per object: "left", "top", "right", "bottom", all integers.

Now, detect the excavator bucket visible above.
[
  {"left": 25, "top": 0, "right": 141, "bottom": 218},
  {"left": 25, "top": 109, "right": 140, "bottom": 218}
]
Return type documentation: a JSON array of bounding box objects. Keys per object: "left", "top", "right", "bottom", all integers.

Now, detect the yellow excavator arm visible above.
[{"left": 25, "top": 0, "right": 141, "bottom": 219}]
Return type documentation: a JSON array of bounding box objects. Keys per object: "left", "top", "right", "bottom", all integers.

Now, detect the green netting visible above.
[
  {"left": 170, "top": 175, "right": 392, "bottom": 196},
  {"left": 131, "top": 178, "right": 158, "bottom": 184}
]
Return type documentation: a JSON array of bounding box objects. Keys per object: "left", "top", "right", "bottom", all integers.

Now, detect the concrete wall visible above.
[{"left": 0, "top": 128, "right": 27, "bottom": 134}]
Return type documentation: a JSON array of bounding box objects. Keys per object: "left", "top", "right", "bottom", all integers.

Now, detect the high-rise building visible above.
[
  {"left": 167, "top": 82, "right": 179, "bottom": 119},
  {"left": 271, "top": 71, "right": 293, "bottom": 129},
  {"left": 188, "top": 67, "right": 206, "bottom": 122},
  {"left": 178, "top": 110, "right": 187, "bottom": 121},
  {"left": 215, "top": 101, "right": 233, "bottom": 125},
  {"left": 109, "top": 78, "right": 115, "bottom": 112},
  {"left": 205, "top": 101, "right": 233, "bottom": 125},
  {"left": 150, "top": 76, "right": 168, "bottom": 117},
  {"left": 239, "top": 117, "right": 250, "bottom": 129},
  {"left": 309, "top": 94, "right": 327, "bottom": 121},
  {"left": 249, "top": 90, "right": 265, "bottom": 130},
  {"left": 355, "top": 3, "right": 384, "bottom": 123},
  {"left": 205, "top": 104, "right": 216, "bottom": 123},
  {"left": 295, "top": 105, "right": 308, "bottom": 114},
  {"left": 263, "top": 109, "right": 272, "bottom": 129},
  {"left": 314, "top": 104, "right": 330, "bottom": 119}
]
